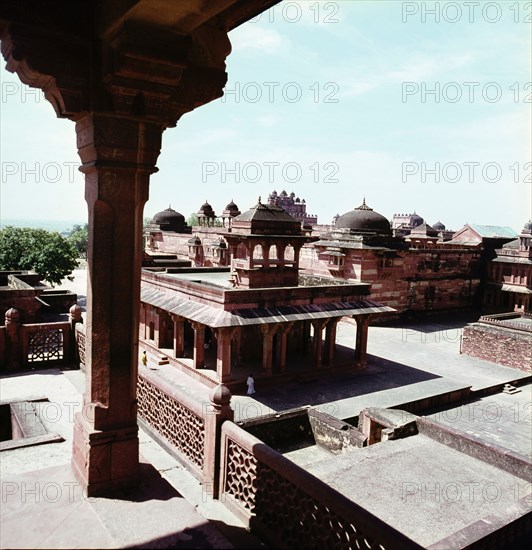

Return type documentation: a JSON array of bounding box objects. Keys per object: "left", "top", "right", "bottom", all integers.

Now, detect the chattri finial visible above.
[{"left": 258, "top": 196, "right": 262, "bottom": 204}]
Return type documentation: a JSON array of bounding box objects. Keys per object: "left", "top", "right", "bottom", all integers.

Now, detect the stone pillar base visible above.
[{"left": 71, "top": 413, "right": 139, "bottom": 497}]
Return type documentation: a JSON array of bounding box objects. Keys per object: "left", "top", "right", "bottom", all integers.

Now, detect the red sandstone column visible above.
[
  {"left": 214, "top": 327, "right": 232, "bottom": 383},
  {"left": 324, "top": 318, "right": 339, "bottom": 366},
  {"left": 154, "top": 309, "right": 162, "bottom": 348},
  {"left": 311, "top": 319, "right": 328, "bottom": 368},
  {"left": 71, "top": 114, "right": 163, "bottom": 496},
  {"left": 276, "top": 322, "right": 293, "bottom": 372},
  {"left": 260, "top": 324, "right": 277, "bottom": 374},
  {"left": 190, "top": 321, "right": 205, "bottom": 369},
  {"left": 172, "top": 316, "right": 185, "bottom": 358},
  {"left": 355, "top": 315, "right": 370, "bottom": 368}
]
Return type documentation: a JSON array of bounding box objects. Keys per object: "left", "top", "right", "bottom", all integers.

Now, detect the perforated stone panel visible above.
[
  {"left": 224, "top": 438, "right": 384, "bottom": 549},
  {"left": 27, "top": 328, "right": 64, "bottom": 362},
  {"left": 137, "top": 375, "right": 205, "bottom": 468}
]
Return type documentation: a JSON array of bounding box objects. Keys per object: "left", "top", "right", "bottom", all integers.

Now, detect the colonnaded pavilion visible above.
[{"left": 139, "top": 199, "right": 393, "bottom": 389}]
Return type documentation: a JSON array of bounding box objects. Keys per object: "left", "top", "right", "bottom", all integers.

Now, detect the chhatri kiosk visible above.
[{"left": 140, "top": 199, "right": 393, "bottom": 388}]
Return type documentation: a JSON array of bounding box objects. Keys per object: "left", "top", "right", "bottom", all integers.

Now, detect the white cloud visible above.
[
  {"left": 230, "top": 26, "right": 291, "bottom": 55},
  {"left": 257, "top": 115, "right": 277, "bottom": 128},
  {"left": 341, "top": 52, "right": 476, "bottom": 98}
]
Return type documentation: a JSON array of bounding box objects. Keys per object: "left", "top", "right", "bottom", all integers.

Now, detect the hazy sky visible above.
[{"left": 0, "top": 1, "right": 530, "bottom": 232}]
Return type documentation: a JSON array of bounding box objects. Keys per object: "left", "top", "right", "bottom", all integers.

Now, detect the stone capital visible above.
[
  {"left": 1, "top": 20, "right": 229, "bottom": 126},
  {"left": 189, "top": 321, "right": 206, "bottom": 332},
  {"left": 260, "top": 323, "right": 280, "bottom": 337}
]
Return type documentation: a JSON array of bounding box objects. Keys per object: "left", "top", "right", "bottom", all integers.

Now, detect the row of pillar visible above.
[{"left": 145, "top": 308, "right": 370, "bottom": 381}]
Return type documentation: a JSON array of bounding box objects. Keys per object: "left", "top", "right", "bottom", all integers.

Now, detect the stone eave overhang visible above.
[{"left": 141, "top": 285, "right": 394, "bottom": 328}]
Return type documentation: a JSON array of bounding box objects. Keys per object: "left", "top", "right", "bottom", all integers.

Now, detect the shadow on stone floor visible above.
[{"left": 243, "top": 351, "right": 441, "bottom": 413}]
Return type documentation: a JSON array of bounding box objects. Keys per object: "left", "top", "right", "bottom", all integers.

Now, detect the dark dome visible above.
[
  {"left": 225, "top": 200, "right": 239, "bottom": 212},
  {"left": 433, "top": 221, "right": 446, "bottom": 231},
  {"left": 152, "top": 207, "right": 188, "bottom": 232},
  {"left": 410, "top": 212, "right": 424, "bottom": 227},
  {"left": 153, "top": 207, "right": 185, "bottom": 225},
  {"left": 336, "top": 199, "right": 391, "bottom": 235},
  {"left": 522, "top": 220, "right": 532, "bottom": 234},
  {"left": 198, "top": 201, "right": 214, "bottom": 214}
]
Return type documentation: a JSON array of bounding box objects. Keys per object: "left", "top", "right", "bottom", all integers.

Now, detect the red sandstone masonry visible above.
[
  {"left": 219, "top": 421, "right": 422, "bottom": 550},
  {"left": 461, "top": 324, "right": 532, "bottom": 371}
]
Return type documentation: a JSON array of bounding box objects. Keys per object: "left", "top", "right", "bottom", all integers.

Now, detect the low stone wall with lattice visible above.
[
  {"left": 219, "top": 421, "right": 421, "bottom": 549},
  {"left": 75, "top": 324, "right": 86, "bottom": 371},
  {"left": 137, "top": 366, "right": 232, "bottom": 493},
  {"left": 1, "top": 306, "right": 83, "bottom": 371},
  {"left": 20, "top": 322, "right": 72, "bottom": 366}
]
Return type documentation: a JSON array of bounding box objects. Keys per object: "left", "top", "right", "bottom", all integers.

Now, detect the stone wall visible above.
[
  {"left": 238, "top": 407, "right": 314, "bottom": 453},
  {"left": 461, "top": 323, "right": 532, "bottom": 371},
  {"left": 40, "top": 290, "right": 78, "bottom": 313},
  {"left": 299, "top": 245, "right": 481, "bottom": 317},
  {"left": 0, "top": 289, "right": 40, "bottom": 321}
]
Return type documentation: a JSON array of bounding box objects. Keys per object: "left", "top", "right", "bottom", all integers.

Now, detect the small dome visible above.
[
  {"left": 280, "top": 190, "right": 287, "bottom": 196},
  {"left": 225, "top": 200, "right": 239, "bottom": 212},
  {"left": 188, "top": 235, "right": 202, "bottom": 245},
  {"left": 522, "top": 220, "right": 532, "bottom": 235},
  {"left": 290, "top": 192, "right": 295, "bottom": 198},
  {"left": 336, "top": 199, "right": 391, "bottom": 235},
  {"left": 198, "top": 201, "right": 214, "bottom": 214},
  {"left": 433, "top": 221, "right": 446, "bottom": 231}
]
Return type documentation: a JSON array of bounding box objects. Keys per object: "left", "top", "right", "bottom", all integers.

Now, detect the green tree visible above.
[
  {"left": 0, "top": 226, "right": 79, "bottom": 286},
  {"left": 68, "top": 223, "right": 88, "bottom": 258},
  {"left": 187, "top": 213, "right": 199, "bottom": 226}
]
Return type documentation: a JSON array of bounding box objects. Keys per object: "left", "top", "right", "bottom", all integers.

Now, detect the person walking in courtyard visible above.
[
  {"left": 141, "top": 350, "right": 148, "bottom": 367},
  {"left": 247, "top": 373, "right": 256, "bottom": 395}
]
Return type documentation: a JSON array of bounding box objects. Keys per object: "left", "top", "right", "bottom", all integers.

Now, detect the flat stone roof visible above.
[
  {"left": 427, "top": 385, "right": 532, "bottom": 460},
  {"left": 164, "top": 270, "right": 234, "bottom": 288},
  {"left": 302, "top": 434, "right": 531, "bottom": 548}
]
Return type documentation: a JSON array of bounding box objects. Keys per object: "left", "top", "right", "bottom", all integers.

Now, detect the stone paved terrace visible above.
[
  {"left": 0, "top": 369, "right": 262, "bottom": 549},
  {"left": 2, "top": 280, "right": 531, "bottom": 548},
  {"left": 426, "top": 387, "right": 532, "bottom": 460},
  {"left": 302, "top": 434, "right": 531, "bottom": 548},
  {"left": 231, "top": 317, "right": 531, "bottom": 422}
]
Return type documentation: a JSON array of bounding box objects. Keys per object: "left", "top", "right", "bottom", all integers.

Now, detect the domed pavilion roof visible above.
[
  {"left": 522, "top": 220, "right": 532, "bottom": 235},
  {"left": 336, "top": 199, "right": 391, "bottom": 235},
  {"left": 152, "top": 206, "right": 189, "bottom": 232},
  {"left": 230, "top": 197, "right": 302, "bottom": 235},
  {"left": 410, "top": 212, "right": 424, "bottom": 227},
  {"left": 222, "top": 200, "right": 241, "bottom": 217}
]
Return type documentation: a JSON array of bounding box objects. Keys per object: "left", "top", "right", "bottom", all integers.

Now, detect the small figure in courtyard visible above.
[
  {"left": 141, "top": 350, "right": 148, "bottom": 367},
  {"left": 247, "top": 374, "right": 256, "bottom": 395}
]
